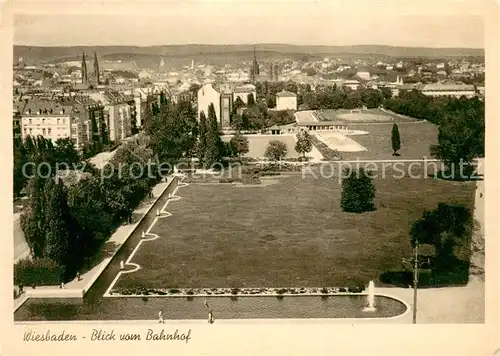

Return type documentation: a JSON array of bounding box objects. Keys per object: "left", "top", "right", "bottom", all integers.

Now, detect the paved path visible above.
[{"left": 13, "top": 213, "right": 30, "bottom": 263}]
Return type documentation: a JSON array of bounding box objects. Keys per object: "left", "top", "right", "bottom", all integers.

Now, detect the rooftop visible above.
[
  {"left": 276, "top": 90, "right": 297, "bottom": 97},
  {"left": 421, "top": 83, "right": 476, "bottom": 91}
]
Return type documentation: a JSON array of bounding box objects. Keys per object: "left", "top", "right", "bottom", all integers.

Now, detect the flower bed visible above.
[{"left": 108, "top": 285, "right": 366, "bottom": 297}]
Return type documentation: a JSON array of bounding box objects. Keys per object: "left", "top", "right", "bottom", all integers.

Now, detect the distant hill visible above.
[{"left": 14, "top": 44, "right": 484, "bottom": 68}]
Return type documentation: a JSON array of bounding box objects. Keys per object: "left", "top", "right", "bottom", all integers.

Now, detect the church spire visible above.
[
  {"left": 250, "top": 47, "right": 259, "bottom": 83},
  {"left": 81, "top": 52, "right": 88, "bottom": 83},
  {"left": 93, "top": 52, "right": 100, "bottom": 85}
]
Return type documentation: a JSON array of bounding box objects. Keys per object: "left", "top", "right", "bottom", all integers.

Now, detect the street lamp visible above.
[{"left": 402, "top": 240, "right": 430, "bottom": 324}]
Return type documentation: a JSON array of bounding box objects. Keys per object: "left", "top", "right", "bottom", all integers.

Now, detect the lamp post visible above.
[{"left": 402, "top": 240, "right": 430, "bottom": 324}]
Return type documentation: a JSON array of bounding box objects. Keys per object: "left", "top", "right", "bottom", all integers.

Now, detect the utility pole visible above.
[
  {"left": 412, "top": 241, "right": 419, "bottom": 324},
  {"left": 402, "top": 239, "right": 428, "bottom": 324}
]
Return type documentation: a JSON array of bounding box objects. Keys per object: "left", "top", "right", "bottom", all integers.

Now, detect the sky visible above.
[{"left": 12, "top": 1, "right": 485, "bottom": 48}]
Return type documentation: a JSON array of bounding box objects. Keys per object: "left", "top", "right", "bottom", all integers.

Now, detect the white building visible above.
[
  {"left": 17, "top": 98, "right": 96, "bottom": 149},
  {"left": 420, "top": 83, "right": 476, "bottom": 98},
  {"left": 88, "top": 91, "right": 132, "bottom": 141},
  {"left": 343, "top": 79, "right": 361, "bottom": 91},
  {"left": 233, "top": 84, "right": 256, "bottom": 104},
  {"left": 356, "top": 68, "right": 371, "bottom": 81},
  {"left": 197, "top": 83, "right": 221, "bottom": 122},
  {"left": 276, "top": 90, "right": 297, "bottom": 111}
]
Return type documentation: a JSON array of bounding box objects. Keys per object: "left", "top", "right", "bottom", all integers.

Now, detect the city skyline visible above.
[{"left": 13, "top": 2, "right": 484, "bottom": 48}]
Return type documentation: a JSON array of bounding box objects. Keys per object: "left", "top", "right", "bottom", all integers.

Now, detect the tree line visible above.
[{"left": 16, "top": 134, "right": 159, "bottom": 286}]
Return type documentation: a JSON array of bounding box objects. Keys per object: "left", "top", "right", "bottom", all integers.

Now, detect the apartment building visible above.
[{"left": 15, "top": 97, "right": 99, "bottom": 149}]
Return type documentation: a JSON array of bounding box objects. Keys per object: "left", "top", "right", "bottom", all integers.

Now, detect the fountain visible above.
[{"left": 363, "top": 280, "right": 376, "bottom": 312}]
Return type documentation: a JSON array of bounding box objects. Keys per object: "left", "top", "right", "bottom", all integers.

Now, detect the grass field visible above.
[
  {"left": 317, "top": 108, "right": 414, "bottom": 123},
  {"left": 223, "top": 135, "right": 299, "bottom": 159},
  {"left": 115, "top": 168, "right": 474, "bottom": 290},
  {"left": 341, "top": 122, "right": 438, "bottom": 160}
]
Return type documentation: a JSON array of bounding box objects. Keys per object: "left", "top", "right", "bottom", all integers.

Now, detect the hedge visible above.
[{"left": 14, "top": 257, "right": 65, "bottom": 286}]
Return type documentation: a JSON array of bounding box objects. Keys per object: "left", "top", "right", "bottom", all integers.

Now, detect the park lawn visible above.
[
  {"left": 115, "top": 168, "right": 475, "bottom": 290},
  {"left": 341, "top": 122, "right": 438, "bottom": 160},
  {"left": 319, "top": 108, "right": 413, "bottom": 124},
  {"left": 223, "top": 135, "right": 300, "bottom": 159}
]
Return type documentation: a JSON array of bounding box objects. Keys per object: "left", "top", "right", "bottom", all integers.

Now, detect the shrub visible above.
[
  {"left": 169, "top": 288, "right": 181, "bottom": 294},
  {"left": 260, "top": 171, "right": 280, "bottom": 176},
  {"left": 14, "top": 257, "right": 65, "bottom": 286},
  {"left": 231, "top": 288, "right": 240, "bottom": 295},
  {"left": 347, "top": 285, "right": 364, "bottom": 293},
  {"left": 276, "top": 288, "right": 288, "bottom": 295},
  {"left": 338, "top": 287, "right": 347, "bottom": 292},
  {"left": 340, "top": 167, "right": 376, "bottom": 213},
  {"left": 186, "top": 290, "right": 194, "bottom": 295},
  {"left": 320, "top": 287, "right": 329, "bottom": 294},
  {"left": 218, "top": 178, "right": 235, "bottom": 184}
]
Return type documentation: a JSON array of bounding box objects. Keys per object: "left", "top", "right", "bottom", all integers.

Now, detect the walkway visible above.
[
  {"left": 14, "top": 177, "right": 176, "bottom": 311},
  {"left": 13, "top": 213, "right": 30, "bottom": 263}
]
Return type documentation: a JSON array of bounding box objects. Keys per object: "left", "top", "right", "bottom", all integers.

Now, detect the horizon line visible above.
[{"left": 13, "top": 43, "right": 485, "bottom": 51}]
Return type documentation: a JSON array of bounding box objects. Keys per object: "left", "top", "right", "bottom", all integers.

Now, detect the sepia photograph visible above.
[{"left": 2, "top": 0, "right": 499, "bottom": 354}]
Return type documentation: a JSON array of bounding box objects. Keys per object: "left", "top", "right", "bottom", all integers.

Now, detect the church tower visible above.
[
  {"left": 250, "top": 47, "right": 259, "bottom": 83},
  {"left": 273, "top": 62, "right": 279, "bottom": 82},
  {"left": 81, "top": 52, "right": 88, "bottom": 83},
  {"left": 93, "top": 52, "right": 100, "bottom": 85}
]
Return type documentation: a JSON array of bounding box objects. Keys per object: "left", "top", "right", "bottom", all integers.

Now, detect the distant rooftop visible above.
[{"left": 276, "top": 90, "right": 297, "bottom": 97}]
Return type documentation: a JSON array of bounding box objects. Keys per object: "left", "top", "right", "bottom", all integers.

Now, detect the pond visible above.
[{"left": 15, "top": 295, "right": 407, "bottom": 321}]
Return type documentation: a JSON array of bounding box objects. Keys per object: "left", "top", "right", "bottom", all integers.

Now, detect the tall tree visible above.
[
  {"left": 13, "top": 139, "right": 27, "bottom": 197},
  {"left": 197, "top": 111, "right": 208, "bottom": 166},
  {"left": 229, "top": 131, "right": 249, "bottom": 157},
  {"left": 340, "top": 167, "right": 376, "bottom": 213},
  {"left": 43, "top": 179, "right": 79, "bottom": 277},
  {"left": 20, "top": 176, "right": 49, "bottom": 257},
  {"left": 411, "top": 203, "right": 473, "bottom": 271},
  {"left": 264, "top": 140, "right": 288, "bottom": 161},
  {"left": 430, "top": 99, "right": 484, "bottom": 178},
  {"left": 145, "top": 101, "right": 198, "bottom": 166},
  {"left": 247, "top": 93, "right": 256, "bottom": 106},
  {"left": 55, "top": 137, "right": 80, "bottom": 166},
  {"left": 204, "top": 103, "right": 223, "bottom": 167},
  {"left": 391, "top": 123, "right": 401, "bottom": 156},
  {"left": 294, "top": 130, "right": 313, "bottom": 158}
]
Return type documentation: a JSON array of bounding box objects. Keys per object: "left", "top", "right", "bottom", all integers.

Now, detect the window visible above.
[
  {"left": 42, "top": 129, "right": 46, "bottom": 135},
  {"left": 42, "top": 119, "right": 45, "bottom": 124},
  {"left": 48, "top": 128, "right": 51, "bottom": 135},
  {"left": 29, "top": 119, "right": 32, "bottom": 125},
  {"left": 57, "top": 118, "right": 60, "bottom": 125}
]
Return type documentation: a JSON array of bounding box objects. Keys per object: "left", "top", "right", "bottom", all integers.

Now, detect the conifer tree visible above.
[
  {"left": 340, "top": 167, "right": 376, "bottom": 213},
  {"left": 43, "top": 179, "right": 79, "bottom": 277},
  {"left": 204, "top": 103, "right": 223, "bottom": 167},
  {"left": 391, "top": 123, "right": 401, "bottom": 156},
  {"left": 197, "top": 111, "right": 208, "bottom": 166}
]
